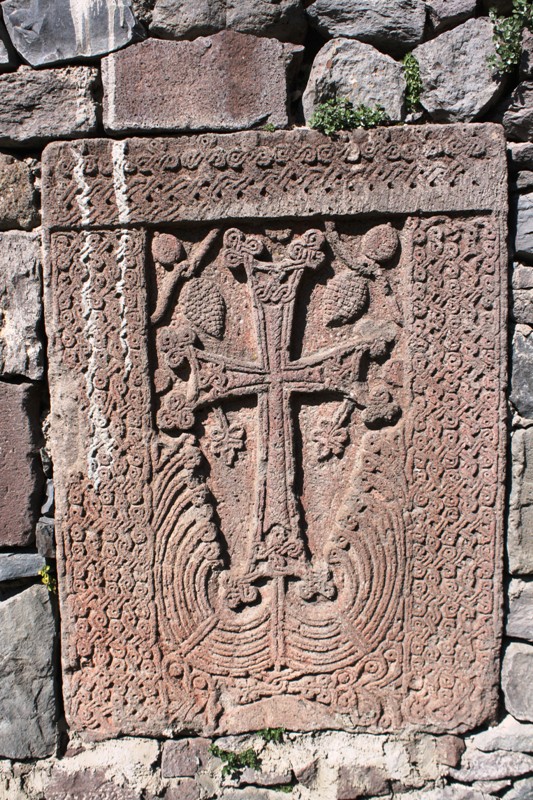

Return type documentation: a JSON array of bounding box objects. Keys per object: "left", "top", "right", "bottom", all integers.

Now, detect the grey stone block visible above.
[
  {"left": 0, "top": 553, "right": 45, "bottom": 581},
  {"left": 508, "top": 142, "right": 533, "bottom": 172},
  {"left": 0, "top": 584, "right": 56, "bottom": 758},
  {"left": 306, "top": 0, "right": 426, "bottom": 56},
  {"left": 502, "top": 642, "right": 533, "bottom": 722},
  {"left": 509, "top": 428, "right": 533, "bottom": 574},
  {"left": 35, "top": 518, "right": 55, "bottom": 559},
  {"left": 470, "top": 715, "right": 533, "bottom": 753},
  {"left": 511, "top": 329, "right": 533, "bottom": 419},
  {"left": 503, "top": 82, "right": 533, "bottom": 142},
  {"left": 426, "top": 0, "right": 476, "bottom": 33},
  {"left": 413, "top": 19, "right": 506, "bottom": 122},
  {"left": 508, "top": 579, "right": 533, "bottom": 641},
  {"left": 504, "top": 778, "right": 533, "bottom": 800},
  {"left": 3, "top": 0, "right": 139, "bottom": 66},
  {"left": 0, "top": 232, "right": 42, "bottom": 380},
  {"left": 515, "top": 192, "right": 533, "bottom": 262},
  {"left": 448, "top": 745, "right": 533, "bottom": 781},
  {"left": 302, "top": 38, "right": 406, "bottom": 124},
  {"left": 0, "top": 66, "right": 98, "bottom": 146}
]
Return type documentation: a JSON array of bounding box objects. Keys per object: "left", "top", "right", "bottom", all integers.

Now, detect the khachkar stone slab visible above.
[{"left": 42, "top": 124, "right": 507, "bottom": 738}]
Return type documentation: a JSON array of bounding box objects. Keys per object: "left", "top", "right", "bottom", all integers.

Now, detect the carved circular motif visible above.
[
  {"left": 361, "top": 224, "right": 399, "bottom": 264},
  {"left": 151, "top": 233, "right": 184, "bottom": 267}
]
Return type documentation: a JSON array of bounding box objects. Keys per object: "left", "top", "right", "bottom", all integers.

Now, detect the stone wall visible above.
[{"left": 0, "top": 1, "right": 532, "bottom": 799}]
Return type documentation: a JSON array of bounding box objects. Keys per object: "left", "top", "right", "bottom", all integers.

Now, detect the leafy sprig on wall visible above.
[
  {"left": 402, "top": 53, "right": 422, "bottom": 112},
  {"left": 489, "top": 0, "right": 533, "bottom": 73},
  {"left": 309, "top": 98, "right": 389, "bottom": 135}
]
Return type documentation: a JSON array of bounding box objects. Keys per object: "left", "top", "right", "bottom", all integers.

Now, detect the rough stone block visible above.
[
  {"left": 42, "top": 125, "right": 507, "bottom": 737},
  {"left": 45, "top": 770, "right": 139, "bottom": 800},
  {"left": 0, "top": 66, "right": 98, "bottom": 146},
  {"left": 0, "top": 584, "right": 56, "bottom": 759},
  {"left": 508, "top": 428, "right": 533, "bottom": 574},
  {"left": 0, "top": 552, "right": 45, "bottom": 581},
  {"left": 0, "top": 382, "right": 43, "bottom": 547},
  {"left": 502, "top": 642, "right": 533, "bottom": 722},
  {"left": 240, "top": 767, "right": 293, "bottom": 786},
  {"left": 0, "top": 154, "right": 37, "bottom": 231},
  {"left": 515, "top": 192, "right": 533, "bottom": 262},
  {"left": 512, "top": 290, "right": 533, "bottom": 324},
  {"left": 306, "top": 0, "right": 426, "bottom": 55},
  {"left": 448, "top": 745, "right": 533, "bottom": 781},
  {"left": 151, "top": 0, "right": 307, "bottom": 43},
  {"left": 3, "top": 0, "right": 139, "bottom": 66},
  {"left": 36, "top": 517, "right": 55, "bottom": 559},
  {"left": 511, "top": 329, "right": 533, "bottom": 418},
  {"left": 161, "top": 738, "right": 211, "bottom": 778},
  {"left": 505, "top": 778, "right": 533, "bottom": 800},
  {"left": 0, "top": 232, "right": 42, "bottom": 380},
  {"left": 164, "top": 780, "right": 200, "bottom": 800},
  {"left": 102, "top": 33, "right": 298, "bottom": 134},
  {"left": 507, "top": 579, "right": 533, "bottom": 640},
  {"left": 426, "top": 0, "right": 476, "bottom": 33},
  {"left": 508, "top": 141, "right": 533, "bottom": 172},
  {"left": 470, "top": 715, "right": 533, "bottom": 753},
  {"left": 337, "top": 764, "right": 390, "bottom": 798},
  {"left": 413, "top": 19, "right": 506, "bottom": 122},
  {"left": 302, "top": 38, "right": 406, "bottom": 123},
  {"left": 503, "top": 82, "right": 533, "bottom": 142}
]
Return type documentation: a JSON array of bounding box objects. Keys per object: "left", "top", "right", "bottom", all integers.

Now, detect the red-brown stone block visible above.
[
  {"left": 101, "top": 32, "right": 300, "bottom": 134},
  {"left": 0, "top": 381, "right": 43, "bottom": 547},
  {"left": 43, "top": 125, "right": 507, "bottom": 738}
]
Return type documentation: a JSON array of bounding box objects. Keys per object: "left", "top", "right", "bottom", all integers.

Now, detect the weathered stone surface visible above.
[
  {"left": 151, "top": 0, "right": 307, "bottom": 43},
  {"left": 0, "top": 552, "right": 45, "bottom": 581},
  {"left": 511, "top": 329, "right": 533, "bottom": 418},
  {"left": 0, "top": 66, "right": 98, "bottom": 146},
  {"left": 520, "top": 28, "right": 533, "bottom": 80},
  {"left": 507, "top": 579, "right": 533, "bottom": 640},
  {"left": 0, "top": 382, "right": 43, "bottom": 547},
  {"left": 512, "top": 290, "right": 533, "bottom": 323},
  {"left": 502, "top": 642, "right": 533, "bottom": 722},
  {"left": 36, "top": 517, "right": 55, "bottom": 559},
  {"left": 512, "top": 170, "right": 533, "bottom": 192},
  {"left": 240, "top": 767, "right": 293, "bottom": 786},
  {"left": 151, "top": 0, "right": 225, "bottom": 38},
  {"left": 449, "top": 744, "right": 533, "bottom": 781},
  {"left": 306, "top": 0, "right": 426, "bottom": 55},
  {"left": 161, "top": 738, "right": 211, "bottom": 777},
  {"left": 470, "top": 715, "right": 533, "bottom": 753},
  {"left": 302, "top": 38, "right": 406, "bottom": 123},
  {"left": 164, "top": 780, "right": 200, "bottom": 800},
  {"left": 45, "top": 771, "right": 139, "bottom": 800},
  {"left": 0, "top": 18, "right": 17, "bottom": 70},
  {"left": 413, "top": 19, "right": 505, "bottom": 122},
  {"left": 2, "top": 0, "right": 139, "bottom": 66},
  {"left": 43, "top": 126, "right": 506, "bottom": 737},
  {"left": 226, "top": 0, "right": 306, "bottom": 42},
  {"left": 515, "top": 192, "right": 533, "bottom": 263},
  {"left": 395, "top": 786, "right": 496, "bottom": 800},
  {"left": 504, "top": 778, "right": 533, "bottom": 800},
  {"left": 503, "top": 82, "right": 533, "bottom": 142},
  {"left": 0, "top": 232, "right": 42, "bottom": 380},
  {"left": 508, "top": 142, "right": 533, "bottom": 172},
  {"left": 337, "top": 764, "right": 390, "bottom": 798},
  {"left": 508, "top": 428, "right": 533, "bottom": 573},
  {"left": 426, "top": 0, "right": 476, "bottom": 33},
  {"left": 0, "top": 585, "right": 56, "bottom": 758},
  {"left": 513, "top": 264, "right": 533, "bottom": 289},
  {"left": 0, "top": 154, "right": 36, "bottom": 231},
  {"left": 102, "top": 33, "right": 298, "bottom": 134}
]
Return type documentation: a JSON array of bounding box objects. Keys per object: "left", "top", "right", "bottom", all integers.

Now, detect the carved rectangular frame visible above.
[{"left": 42, "top": 125, "right": 508, "bottom": 738}]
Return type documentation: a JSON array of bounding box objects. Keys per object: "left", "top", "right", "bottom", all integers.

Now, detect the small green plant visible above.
[
  {"left": 258, "top": 727, "right": 285, "bottom": 744},
  {"left": 39, "top": 564, "right": 57, "bottom": 594},
  {"left": 275, "top": 784, "right": 294, "bottom": 793},
  {"left": 210, "top": 744, "right": 261, "bottom": 778},
  {"left": 402, "top": 53, "right": 422, "bottom": 113},
  {"left": 262, "top": 122, "right": 277, "bottom": 132},
  {"left": 309, "top": 98, "right": 389, "bottom": 135},
  {"left": 489, "top": 0, "right": 533, "bottom": 73}
]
